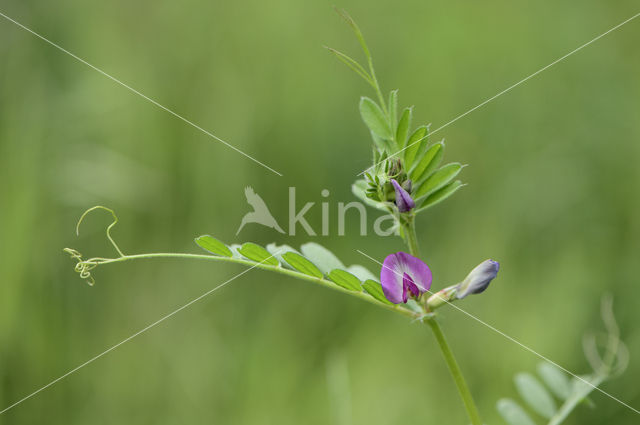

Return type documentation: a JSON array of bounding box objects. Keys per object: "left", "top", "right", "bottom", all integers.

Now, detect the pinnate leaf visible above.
[
  {"left": 328, "top": 269, "right": 362, "bottom": 291},
  {"left": 301, "top": 243, "right": 346, "bottom": 274},
  {"left": 537, "top": 362, "right": 572, "bottom": 400},
  {"left": 195, "top": 235, "right": 232, "bottom": 257},
  {"left": 396, "top": 107, "right": 412, "bottom": 148},
  {"left": 409, "top": 142, "right": 444, "bottom": 183},
  {"left": 416, "top": 180, "right": 464, "bottom": 212},
  {"left": 413, "top": 162, "right": 463, "bottom": 201},
  {"left": 496, "top": 398, "right": 537, "bottom": 425},
  {"left": 362, "top": 280, "right": 392, "bottom": 304},
  {"left": 237, "top": 243, "right": 279, "bottom": 266},
  {"left": 359, "top": 97, "right": 392, "bottom": 140},
  {"left": 514, "top": 373, "right": 557, "bottom": 419},
  {"left": 282, "top": 252, "right": 323, "bottom": 278},
  {"left": 403, "top": 126, "right": 428, "bottom": 169}
]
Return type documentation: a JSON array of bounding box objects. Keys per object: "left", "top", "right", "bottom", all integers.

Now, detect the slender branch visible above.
[
  {"left": 66, "top": 251, "right": 416, "bottom": 319},
  {"left": 426, "top": 318, "right": 483, "bottom": 425}
]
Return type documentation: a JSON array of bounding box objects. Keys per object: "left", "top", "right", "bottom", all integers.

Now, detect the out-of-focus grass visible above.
[{"left": 1, "top": 0, "right": 639, "bottom": 423}]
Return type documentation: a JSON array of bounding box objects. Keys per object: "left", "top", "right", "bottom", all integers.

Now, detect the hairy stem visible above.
[{"left": 426, "top": 318, "right": 483, "bottom": 425}]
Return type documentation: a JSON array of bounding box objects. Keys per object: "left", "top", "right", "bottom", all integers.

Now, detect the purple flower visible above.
[
  {"left": 380, "top": 252, "right": 432, "bottom": 304},
  {"left": 391, "top": 179, "right": 415, "bottom": 213},
  {"left": 456, "top": 259, "right": 500, "bottom": 299}
]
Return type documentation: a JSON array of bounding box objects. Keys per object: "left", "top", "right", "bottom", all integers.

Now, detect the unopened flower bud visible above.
[{"left": 456, "top": 259, "right": 500, "bottom": 299}]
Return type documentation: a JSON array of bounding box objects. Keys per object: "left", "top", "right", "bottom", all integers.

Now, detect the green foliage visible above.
[
  {"left": 416, "top": 180, "right": 465, "bottom": 212},
  {"left": 396, "top": 107, "right": 412, "bottom": 149},
  {"left": 328, "top": 269, "right": 362, "bottom": 291},
  {"left": 537, "top": 363, "right": 572, "bottom": 400},
  {"left": 514, "top": 373, "right": 557, "bottom": 419},
  {"left": 496, "top": 297, "right": 628, "bottom": 425},
  {"left": 497, "top": 398, "right": 537, "bottom": 425},
  {"left": 195, "top": 235, "right": 233, "bottom": 257},
  {"left": 237, "top": 242, "right": 280, "bottom": 266},
  {"left": 414, "top": 162, "right": 463, "bottom": 201},
  {"left": 282, "top": 252, "right": 323, "bottom": 278},
  {"left": 359, "top": 97, "right": 393, "bottom": 147},
  {"left": 362, "top": 279, "right": 393, "bottom": 305}
]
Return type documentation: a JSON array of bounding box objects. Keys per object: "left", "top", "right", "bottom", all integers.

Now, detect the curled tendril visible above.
[
  {"left": 582, "top": 294, "right": 629, "bottom": 377},
  {"left": 75, "top": 206, "right": 125, "bottom": 257},
  {"left": 64, "top": 206, "right": 125, "bottom": 286}
]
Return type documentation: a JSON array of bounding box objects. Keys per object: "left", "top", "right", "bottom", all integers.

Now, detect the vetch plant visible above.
[{"left": 64, "top": 9, "right": 628, "bottom": 425}]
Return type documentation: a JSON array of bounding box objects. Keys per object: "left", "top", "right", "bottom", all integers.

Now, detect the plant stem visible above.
[
  {"left": 69, "top": 252, "right": 416, "bottom": 318},
  {"left": 404, "top": 217, "right": 420, "bottom": 257},
  {"left": 426, "top": 318, "right": 483, "bottom": 425}
]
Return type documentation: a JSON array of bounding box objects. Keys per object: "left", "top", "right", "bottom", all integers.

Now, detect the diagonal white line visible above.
[
  {"left": 356, "top": 249, "right": 640, "bottom": 416},
  {"left": 0, "top": 252, "right": 280, "bottom": 415},
  {"left": 0, "top": 11, "right": 283, "bottom": 177},
  {"left": 359, "top": 11, "right": 640, "bottom": 176}
]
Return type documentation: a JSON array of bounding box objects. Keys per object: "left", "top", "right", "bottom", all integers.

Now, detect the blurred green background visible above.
[{"left": 1, "top": 0, "right": 639, "bottom": 424}]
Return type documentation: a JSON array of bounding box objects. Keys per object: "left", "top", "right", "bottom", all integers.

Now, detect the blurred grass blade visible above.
[
  {"left": 496, "top": 398, "right": 537, "bottom": 425},
  {"left": 237, "top": 242, "right": 280, "bottom": 266},
  {"left": 282, "top": 252, "right": 323, "bottom": 278},
  {"left": 195, "top": 235, "right": 232, "bottom": 257},
  {"left": 514, "top": 373, "right": 557, "bottom": 419}
]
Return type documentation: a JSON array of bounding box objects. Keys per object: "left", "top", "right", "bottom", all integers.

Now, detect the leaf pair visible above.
[{"left": 195, "top": 236, "right": 397, "bottom": 309}]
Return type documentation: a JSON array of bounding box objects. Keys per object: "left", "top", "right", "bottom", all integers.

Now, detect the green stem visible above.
[
  {"left": 426, "top": 318, "right": 483, "bottom": 425},
  {"left": 404, "top": 217, "right": 420, "bottom": 257},
  {"left": 70, "top": 252, "right": 416, "bottom": 318}
]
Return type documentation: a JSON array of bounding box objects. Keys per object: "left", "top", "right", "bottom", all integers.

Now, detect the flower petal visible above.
[
  {"left": 391, "top": 179, "right": 416, "bottom": 213},
  {"left": 381, "top": 252, "right": 432, "bottom": 304}
]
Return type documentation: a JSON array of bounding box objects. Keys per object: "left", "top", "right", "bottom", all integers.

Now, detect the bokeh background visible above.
[{"left": 1, "top": 0, "right": 639, "bottom": 424}]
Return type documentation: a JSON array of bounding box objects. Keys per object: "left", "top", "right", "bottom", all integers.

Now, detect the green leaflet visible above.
[
  {"left": 347, "top": 264, "right": 377, "bottom": 281},
  {"left": 282, "top": 252, "right": 323, "bottom": 278},
  {"left": 396, "top": 107, "right": 412, "bottom": 149},
  {"left": 417, "top": 180, "right": 464, "bottom": 212},
  {"left": 352, "top": 179, "right": 387, "bottom": 211},
  {"left": 195, "top": 235, "right": 232, "bottom": 257},
  {"left": 328, "top": 269, "right": 362, "bottom": 291},
  {"left": 266, "top": 243, "right": 299, "bottom": 265},
  {"left": 388, "top": 90, "right": 398, "bottom": 134},
  {"left": 496, "top": 399, "right": 537, "bottom": 425},
  {"left": 237, "top": 242, "right": 280, "bottom": 266},
  {"left": 300, "top": 242, "right": 346, "bottom": 274},
  {"left": 360, "top": 97, "right": 392, "bottom": 141},
  {"left": 362, "top": 279, "right": 392, "bottom": 304},
  {"left": 403, "top": 126, "right": 428, "bottom": 169},
  {"left": 514, "top": 373, "right": 557, "bottom": 419},
  {"left": 413, "top": 162, "right": 463, "bottom": 201},
  {"left": 537, "top": 363, "right": 572, "bottom": 400},
  {"left": 409, "top": 142, "right": 444, "bottom": 184}
]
